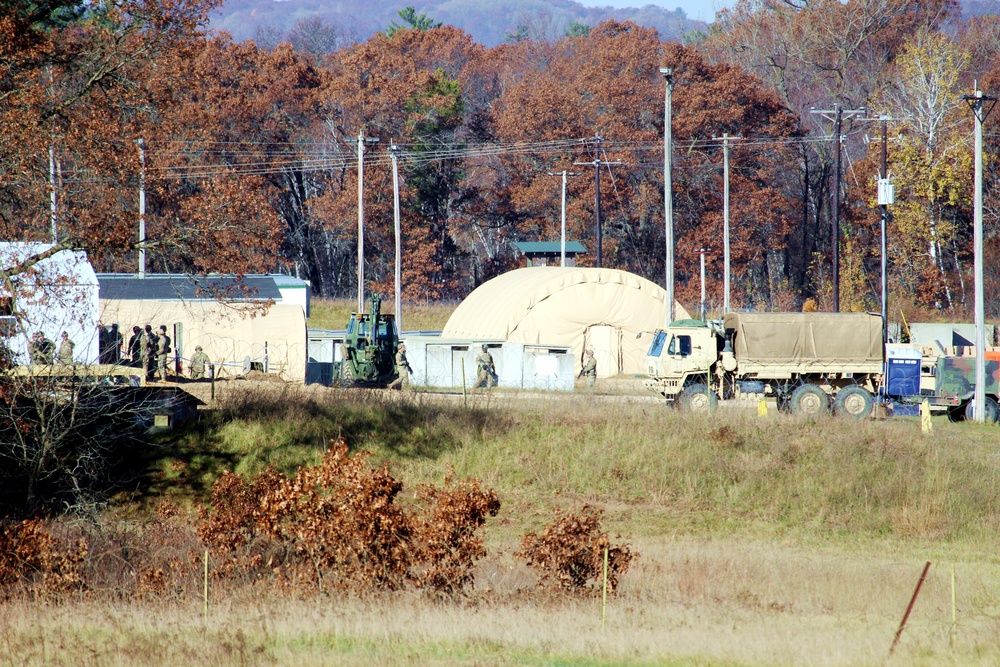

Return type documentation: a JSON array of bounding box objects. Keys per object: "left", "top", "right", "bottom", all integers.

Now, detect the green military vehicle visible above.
[
  {"left": 901, "top": 355, "right": 1000, "bottom": 423},
  {"left": 337, "top": 294, "right": 399, "bottom": 387},
  {"left": 644, "top": 312, "right": 884, "bottom": 417}
]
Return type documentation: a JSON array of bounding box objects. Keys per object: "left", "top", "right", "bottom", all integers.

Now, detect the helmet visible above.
[{"left": 481, "top": 344, "right": 488, "bottom": 351}]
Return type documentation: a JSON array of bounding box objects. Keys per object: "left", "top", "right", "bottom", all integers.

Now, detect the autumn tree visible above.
[{"left": 487, "top": 21, "right": 802, "bottom": 309}]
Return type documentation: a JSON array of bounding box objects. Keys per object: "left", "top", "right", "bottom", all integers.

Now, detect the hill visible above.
[{"left": 209, "top": 0, "right": 708, "bottom": 47}]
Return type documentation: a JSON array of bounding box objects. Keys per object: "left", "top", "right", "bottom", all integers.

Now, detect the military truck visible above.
[
  {"left": 337, "top": 294, "right": 399, "bottom": 387},
  {"left": 884, "top": 349, "right": 1000, "bottom": 423},
  {"left": 644, "top": 312, "right": 884, "bottom": 417}
]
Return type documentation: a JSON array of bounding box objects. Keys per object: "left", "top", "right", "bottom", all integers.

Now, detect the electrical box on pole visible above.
[{"left": 877, "top": 179, "right": 894, "bottom": 206}]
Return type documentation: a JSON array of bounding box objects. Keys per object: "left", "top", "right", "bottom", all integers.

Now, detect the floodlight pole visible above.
[
  {"left": 661, "top": 67, "right": 675, "bottom": 325},
  {"left": 698, "top": 248, "right": 712, "bottom": 321},
  {"left": 964, "top": 88, "right": 998, "bottom": 422},
  {"left": 713, "top": 133, "right": 739, "bottom": 313}
]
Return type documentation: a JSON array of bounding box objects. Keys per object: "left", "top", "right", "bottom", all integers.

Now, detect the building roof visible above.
[
  {"left": 512, "top": 241, "right": 587, "bottom": 255},
  {"left": 97, "top": 274, "right": 292, "bottom": 301}
]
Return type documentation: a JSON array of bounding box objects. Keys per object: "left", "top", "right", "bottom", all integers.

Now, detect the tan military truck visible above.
[{"left": 644, "top": 312, "right": 884, "bottom": 417}]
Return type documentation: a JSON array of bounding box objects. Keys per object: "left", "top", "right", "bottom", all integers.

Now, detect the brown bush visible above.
[
  {"left": 199, "top": 439, "right": 500, "bottom": 595},
  {"left": 411, "top": 468, "right": 501, "bottom": 595},
  {"left": 0, "top": 519, "right": 87, "bottom": 600},
  {"left": 517, "top": 505, "right": 634, "bottom": 594}
]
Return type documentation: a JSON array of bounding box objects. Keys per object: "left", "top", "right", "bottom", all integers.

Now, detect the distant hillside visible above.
[{"left": 209, "top": 0, "right": 708, "bottom": 48}]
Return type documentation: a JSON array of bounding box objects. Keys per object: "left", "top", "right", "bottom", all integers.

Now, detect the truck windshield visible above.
[
  {"left": 667, "top": 334, "right": 692, "bottom": 357},
  {"left": 647, "top": 332, "right": 667, "bottom": 357}
]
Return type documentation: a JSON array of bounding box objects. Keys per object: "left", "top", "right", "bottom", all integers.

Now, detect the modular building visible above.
[{"left": 400, "top": 337, "right": 575, "bottom": 391}]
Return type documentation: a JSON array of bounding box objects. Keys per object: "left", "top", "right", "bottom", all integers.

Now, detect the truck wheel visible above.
[
  {"left": 964, "top": 397, "right": 999, "bottom": 423},
  {"left": 679, "top": 383, "right": 718, "bottom": 412},
  {"left": 835, "top": 386, "right": 874, "bottom": 419},
  {"left": 790, "top": 384, "right": 830, "bottom": 416}
]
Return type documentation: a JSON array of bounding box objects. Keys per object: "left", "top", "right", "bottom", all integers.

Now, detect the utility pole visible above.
[
  {"left": 575, "top": 137, "right": 619, "bottom": 268},
  {"left": 390, "top": 142, "right": 402, "bottom": 332},
  {"left": 811, "top": 105, "right": 865, "bottom": 311},
  {"left": 136, "top": 138, "right": 146, "bottom": 278},
  {"left": 356, "top": 130, "right": 379, "bottom": 314},
  {"left": 713, "top": 133, "right": 740, "bottom": 313},
  {"left": 963, "top": 87, "right": 998, "bottom": 423},
  {"left": 547, "top": 170, "right": 580, "bottom": 266},
  {"left": 877, "top": 116, "right": 893, "bottom": 348},
  {"left": 661, "top": 67, "right": 675, "bottom": 325},
  {"left": 697, "top": 248, "right": 712, "bottom": 321}
]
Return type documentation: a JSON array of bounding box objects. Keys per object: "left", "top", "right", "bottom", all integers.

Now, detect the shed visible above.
[
  {"left": 441, "top": 267, "right": 689, "bottom": 377},
  {"left": 513, "top": 241, "right": 587, "bottom": 267},
  {"left": 0, "top": 243, "right": 100, "bottom": 364},
  {"left": 98, "top": 274, "right": 308, "bottom": 381}
]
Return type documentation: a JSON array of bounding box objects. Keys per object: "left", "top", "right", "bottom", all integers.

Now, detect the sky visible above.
[{"left": 574, "top": 0, "right": 737, "bottom": 23}]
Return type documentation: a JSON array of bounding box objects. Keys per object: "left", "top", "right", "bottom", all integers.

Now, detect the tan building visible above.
[{"left": 98, "top": 274, "right": 308, "bottom": 381}]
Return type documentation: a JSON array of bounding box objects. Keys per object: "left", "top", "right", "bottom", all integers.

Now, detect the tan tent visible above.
[
  {"left": 99, "top": 299, "right": 307, "bottom": 381},
  {"left": 441, "top": 267, "right": 690, "bottom": 377}
]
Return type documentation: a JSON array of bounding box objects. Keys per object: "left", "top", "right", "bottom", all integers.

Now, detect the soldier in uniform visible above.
[
  {"left": 189, "top": 345, "right": 211, "bottom": 380},
  {"left": 580, "top": 348, "right": 597, "bottom": 391},
  {"left": 141, "top": 324, "right": 156, "bottom": 381},
  {"left": 156, "top": 325, "right": 171, "bottom": 382},
  {"left": 127, "top": 325, "right": 142, "bottom": 367},
  {"left": 57, "top": 331, "right": 75, "bottom": 364},
  {"left": 29, "top": 332, "right": 45, "bottom": 364},
  {"left": 389, "top": 342, "right": 412, "bottom": 390},
  {"left": 474, "top": 344, "right": 497, "bottom": 391}
]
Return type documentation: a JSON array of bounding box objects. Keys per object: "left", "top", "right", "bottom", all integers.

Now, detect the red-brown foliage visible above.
[
  {"left": 0, "top": 519, "right": 87, "bottom": 601},
  {"left": 517, "top": 504, "right": 633, "bottom": 594},
  {"left": 199, "top": 439, "right": 500, "bottom": 595}
]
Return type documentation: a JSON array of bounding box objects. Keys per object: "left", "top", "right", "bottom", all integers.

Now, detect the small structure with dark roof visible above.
[{"left": 512, "top": 241, "right": 587, "bottom": 267}]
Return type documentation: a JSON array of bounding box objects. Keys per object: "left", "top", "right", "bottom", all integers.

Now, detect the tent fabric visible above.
[
  {"left": 441, "top": 267, "right": 689, "bottom": 377},
  {"left": 99, "top": 300, "right": 307, "bottom": 381},
  {"left": 0, "top": 243, "right": 100, "bottom": 364}
]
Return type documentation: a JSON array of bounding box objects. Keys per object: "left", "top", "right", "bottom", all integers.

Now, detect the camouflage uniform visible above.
[
  {"left": 57, "top": 333, "right": 75, "bottom": 364},
  {"left": 388, "top": 343, "right": 412, "bottom": 390},
  {"left": 474, "top": 345, "right": 496, "bottom": 391},
  {"left": 156, "top": 326, "right": 171, "bottom": 382},
  {"left": 190, "top": 347, "right": 211, "bottom": 380},
  {"left": 581, "top": 349, "right": 597, "bottom": 390},
  {"left": 140, "top": 325, "right": 156, "bottom": 381}
]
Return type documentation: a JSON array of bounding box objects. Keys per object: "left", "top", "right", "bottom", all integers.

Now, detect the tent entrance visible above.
[{"left": 582, "top": 325, "right": 622, "bottom": 378}]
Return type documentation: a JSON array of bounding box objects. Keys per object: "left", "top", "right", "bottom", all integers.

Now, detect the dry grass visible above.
[
  {"left": 7, "top": 385, "right": 1000, "bottom": 665},
  {"left": 1, "top": 536, "right": 997, "bottom": 666}
]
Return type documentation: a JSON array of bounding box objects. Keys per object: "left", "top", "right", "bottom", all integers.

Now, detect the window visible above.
[
  {"left": 647, "top": 331, "right": 667, "bottom": 357},
  {"left": 666, "top": 334, "right": 692, "bottom": 357}
]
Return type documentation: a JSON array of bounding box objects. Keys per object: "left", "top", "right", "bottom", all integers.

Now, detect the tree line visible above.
[{"left": 2, "top": 0, "right": 999, "bottom": 317}]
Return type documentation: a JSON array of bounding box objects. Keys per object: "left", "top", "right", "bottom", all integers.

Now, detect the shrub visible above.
[
  {"left": 199, "top": 439, "right": 500, "bottom": 595},
  {"left": 517, "top": 505, "right": 633, "bottom": 594},
  {"left": 0, "top": 519, "right": 87, "bottom": 600}
]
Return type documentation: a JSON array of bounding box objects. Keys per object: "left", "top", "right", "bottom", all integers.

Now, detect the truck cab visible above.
[{"left": 644, "top": 320, "right": 720, "bottom": 400}]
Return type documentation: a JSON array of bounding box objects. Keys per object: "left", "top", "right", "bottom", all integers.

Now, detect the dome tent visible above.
[{"left": 442, "top": 267, "right": 690, "bottom": 378}]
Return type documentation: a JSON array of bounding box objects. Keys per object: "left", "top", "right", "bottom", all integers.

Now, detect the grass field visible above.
[{"left": 6, "top": 381, "right": 999, "bottom": 666}]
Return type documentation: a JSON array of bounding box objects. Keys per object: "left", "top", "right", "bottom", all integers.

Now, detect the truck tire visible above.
[
  {"left": 790, "top": 384, "right": 830, "bottom": 416},
  {"left": 679, "top": 383, "right": 718, "bottom": 412},
  {"left": 835, "top": 386, "right": 874, "bottom": 419},
  {"left": 964, "top": 397, "right": 999, "bottom": 423}
]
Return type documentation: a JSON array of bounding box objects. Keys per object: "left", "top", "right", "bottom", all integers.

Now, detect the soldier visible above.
[
  {"left": 127, "top": 326, "right": 141, "bottom": 366},
  {"left": 141, "top": 324, "right": 156, "bottom": 381},
  {"left": 57, "top": 331, "right": 75, "bottom": 364},
  {"left": 580, "top": 348, "right": 597, "bottom": 391},
  {"left": 39, "top": 333, "right": 55, "bottom": 364},
  {"left": 156, "top": 325, "right": 171, "bottom": 382},
  {"left": 474, "top": 344, "right": 497, "bottom": 391},
  {"left": 189, "top": 345, "right": 211, "bottom": 380},
  {"left": 389, "top": 342, "right": 412, "bottom": 390},
  {"left": 29, "top": 332, "right": 45, "bottom": 364}
]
